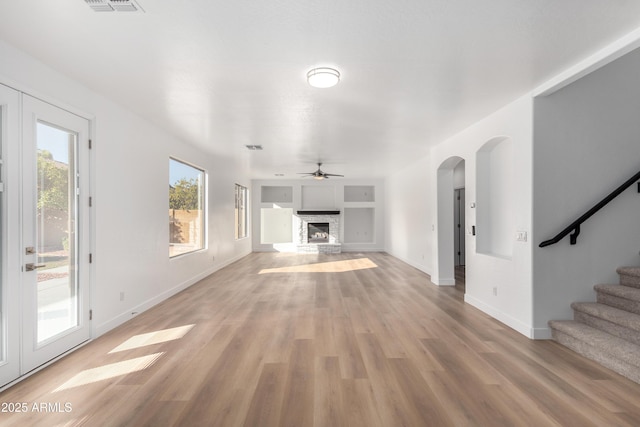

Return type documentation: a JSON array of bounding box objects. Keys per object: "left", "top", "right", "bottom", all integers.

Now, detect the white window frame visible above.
[
  {"left": 235, "top": 183, "right": 248, "bottom": 240},
  {"left": 169, "top": 158, "right": 207, "bottom": 257}
]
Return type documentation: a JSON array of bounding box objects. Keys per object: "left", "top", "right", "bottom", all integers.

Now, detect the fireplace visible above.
[
  {"left": 308, "top": 223, "right": 330, "bottom": 243},
  {"left": 296, "top": 214, "right": 341, "bottom": 253}
]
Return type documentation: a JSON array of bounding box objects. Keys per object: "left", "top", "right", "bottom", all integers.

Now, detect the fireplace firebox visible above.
[{"left": 308, "top": 223, "right": 330, "bottom": 243}]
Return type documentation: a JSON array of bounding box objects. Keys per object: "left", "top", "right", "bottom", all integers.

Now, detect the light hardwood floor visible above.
[{"left": 2, "top": 252, "right": 640, "bottom": 426}]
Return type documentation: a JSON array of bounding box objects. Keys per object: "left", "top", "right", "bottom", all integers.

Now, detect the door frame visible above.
[{"left": 0, "top": 84, "right": 21, "bottom": 387}]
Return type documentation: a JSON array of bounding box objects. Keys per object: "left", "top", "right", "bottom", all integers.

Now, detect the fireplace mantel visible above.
[{"left": 297, "top": 210, "right": 340, "bottom": 215}]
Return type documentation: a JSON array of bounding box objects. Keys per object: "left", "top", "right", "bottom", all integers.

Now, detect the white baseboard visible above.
[
  {"left": 94, "top": 251, "right": 250, "bottom": 337},
  {"left": 341, "top": 247, "right": 385, "bottom": 253},
  {"left": 382, "top": 250, "right": 432, "bottom": 277},
  {"left": 432, "top": 278, "right": 455, "bottom": 286},
  {"left": 464, "top": 294, "right": 534, "bottom": 339}
]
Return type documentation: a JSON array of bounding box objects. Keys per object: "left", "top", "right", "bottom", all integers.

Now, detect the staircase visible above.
[{"left": 549, "top": 267, "right": 640, "bottom": 384}]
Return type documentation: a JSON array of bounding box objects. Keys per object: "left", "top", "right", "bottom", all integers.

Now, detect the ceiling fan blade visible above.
[{"left": 297, "top": 163, "right": 343, "bottom": 178}]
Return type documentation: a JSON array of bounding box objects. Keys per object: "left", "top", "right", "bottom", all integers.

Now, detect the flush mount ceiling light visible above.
[
  {"left": 307, "top": 67, "right": 340, "bottom": 88},
  {"left": 84, "top": 0, "right": 144, "bottom": 12}
]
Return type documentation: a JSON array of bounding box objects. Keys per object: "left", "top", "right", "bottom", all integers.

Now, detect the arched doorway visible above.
[
  {"left": 453, "top": 160, "right": 466, "bottom": 292},
  {"left": 435, "top": 156, "right": 465, "bottom": 287}
]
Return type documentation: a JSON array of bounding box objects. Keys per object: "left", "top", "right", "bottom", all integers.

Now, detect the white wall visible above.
[
  {"left": 436, "top": 96, "right": 533, "bottom": 337},
  {"left": 385, "top": 95, "right": 534, "bottom": 337},
  {"left": 453, "top": 160, "right": 465, "bottom": 189},
  {"left": 384, "top": 155, "right": 433, "bottom": 274},
  {"left": 0, "top": 40, "right": 252, "bottom": 337},
  {"left": 252, "top": 178, "right": 385, "bottom": 252},
  {"left": 533, "top": 46, "right": 640, "bottom": 334}
]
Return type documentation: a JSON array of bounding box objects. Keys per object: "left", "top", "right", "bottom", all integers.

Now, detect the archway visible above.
[{"left": 435, "top": 156, "right": 465, "bottom": 286}]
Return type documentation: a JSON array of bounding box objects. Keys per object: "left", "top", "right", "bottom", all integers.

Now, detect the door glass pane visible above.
[{"left": 36, "top": 122, "right": 78, "bottom": 343}]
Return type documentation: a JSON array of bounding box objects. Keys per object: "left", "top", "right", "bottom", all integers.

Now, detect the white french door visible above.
[
  {"left": 21, "top": 95, "right": 91, "bottom": 373},
  {"left": 0, "top": 87, "right": 91, "bottom": 387}
]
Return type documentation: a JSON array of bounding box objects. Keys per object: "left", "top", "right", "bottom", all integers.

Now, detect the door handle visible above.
[{"left": 25, "top": 263, "right": 46, "bottom": 271}]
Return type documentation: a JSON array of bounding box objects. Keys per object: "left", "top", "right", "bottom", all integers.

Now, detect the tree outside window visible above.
[
  {"left": 235, "top": 184, "right": 247, "bottom": 239},
  {"left": 169, "top": 158, "right": 205, "bottom": 257}
]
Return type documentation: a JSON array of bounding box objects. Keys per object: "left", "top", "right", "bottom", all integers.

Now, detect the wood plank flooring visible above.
[{"left": 2, "top": 252, "right": 640, "bottom": 426}]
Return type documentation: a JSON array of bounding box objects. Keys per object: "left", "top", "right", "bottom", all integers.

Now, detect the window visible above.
[
  {"left": 169, "top": 158, "right": 205, "bottom": 257},
  {"left": 235, "top": 184, "right": 248, "bottom": 239}
]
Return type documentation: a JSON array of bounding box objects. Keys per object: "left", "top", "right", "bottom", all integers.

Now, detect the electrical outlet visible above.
[
  {"left": 492, "top": 287, "right": 498, "bottom": 296},
  {"left": 120, "top": 292, "right": 125, "bottom": 302}
]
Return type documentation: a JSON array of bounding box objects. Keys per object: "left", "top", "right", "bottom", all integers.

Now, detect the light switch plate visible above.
[{"left": 516, "top": 231, "right": 528, "bottom": 242}]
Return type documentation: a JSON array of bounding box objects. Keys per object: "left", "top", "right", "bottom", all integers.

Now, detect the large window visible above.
[
  {"left": 169, "top": 158, "right": 206, "bottom": 257},
  {"left": 235, "top": 184, "right": 248, "bottom": 239}
]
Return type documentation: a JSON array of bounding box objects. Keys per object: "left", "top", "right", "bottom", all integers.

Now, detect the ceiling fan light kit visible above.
[
  {"left": 298, "top": 163, "right": 344, "bottom": 180},
  {"left": 307, "top": 67, "right": 340, "bottom": 88}
]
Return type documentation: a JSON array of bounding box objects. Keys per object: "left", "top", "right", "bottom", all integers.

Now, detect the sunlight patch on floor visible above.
[
  {"left": 259, "top": 257, "right": 378, "bottom": 274},
  {"left": 53, "top": 353, "right": 164, "bottom": 392},
  {"left": 109, "top": 324, "right": 195, "bottom": 353},
  {"left": 53, "top": 416, "right": 90, "bottom": 426}
]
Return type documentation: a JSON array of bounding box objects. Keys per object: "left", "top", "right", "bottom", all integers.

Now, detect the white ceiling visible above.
[{"left": 2, "top": 1, "right": 640, "bottom": 179}]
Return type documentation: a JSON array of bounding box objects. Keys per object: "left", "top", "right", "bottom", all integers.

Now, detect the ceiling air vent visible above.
[
  {"left": 245, "top": 145, "right": 263, "bottom": 151},
  {"left": 84, "top": 0, "right": 144, "bottom": 13}
]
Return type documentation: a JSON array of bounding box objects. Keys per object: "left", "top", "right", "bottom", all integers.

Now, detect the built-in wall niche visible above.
[
  {"left": 344, "top": 185, "right": 375, "bottom": 202},
  {"left": 260, "top": 208, "right": 293, "bottom": 244},
  {"left": 476, "top": 137, "right": 514, "bottom": 258},
  {"left": 301, "top": 185, "right": 335, "bottom": 209},
  {"left": 344, "top": 208, "right": 375, "bottom": 243},
  {"left": 261, "top": 186, "right": 293, "bottom": 203}
]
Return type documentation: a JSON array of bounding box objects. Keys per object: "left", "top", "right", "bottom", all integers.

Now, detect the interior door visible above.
[
  {"left": 0, "top": 84, "right": 21, "bottom": 387},
  {"left": 21, "top": 95, "right": 91, "bottom": 374}
]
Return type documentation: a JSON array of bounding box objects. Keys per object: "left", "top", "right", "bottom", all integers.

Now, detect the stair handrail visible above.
[{"left": 539, "top": 169, "right": 640, "bottom": 247}]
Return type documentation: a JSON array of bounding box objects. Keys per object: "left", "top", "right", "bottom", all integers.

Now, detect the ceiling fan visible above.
[{"left": 298, "top": 163, "right": 344, "bottom": 180}]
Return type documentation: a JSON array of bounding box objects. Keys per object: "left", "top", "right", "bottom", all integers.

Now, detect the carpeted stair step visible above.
[
  {"left": 571, "top": 302, "right": 640, "bottom": 346},
  {"left": 549, "top": 320, "right": 640, "bottom": 384},
  {"left": 594, "top": 284, "right": 640, "bottom": 316},
  {"left": 617, "top": 266, "right": 640, "bottom": 288}
]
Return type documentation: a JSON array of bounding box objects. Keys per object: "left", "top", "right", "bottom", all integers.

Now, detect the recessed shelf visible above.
[
  {"left": 344, "top": 207, "right": 375, "bottom": 243},
  {"left": 344, "top": 185, "right": 375, "bottom": 202},
  {"left": 261, "top": 186, "right": 293, "bottom": 203}
]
